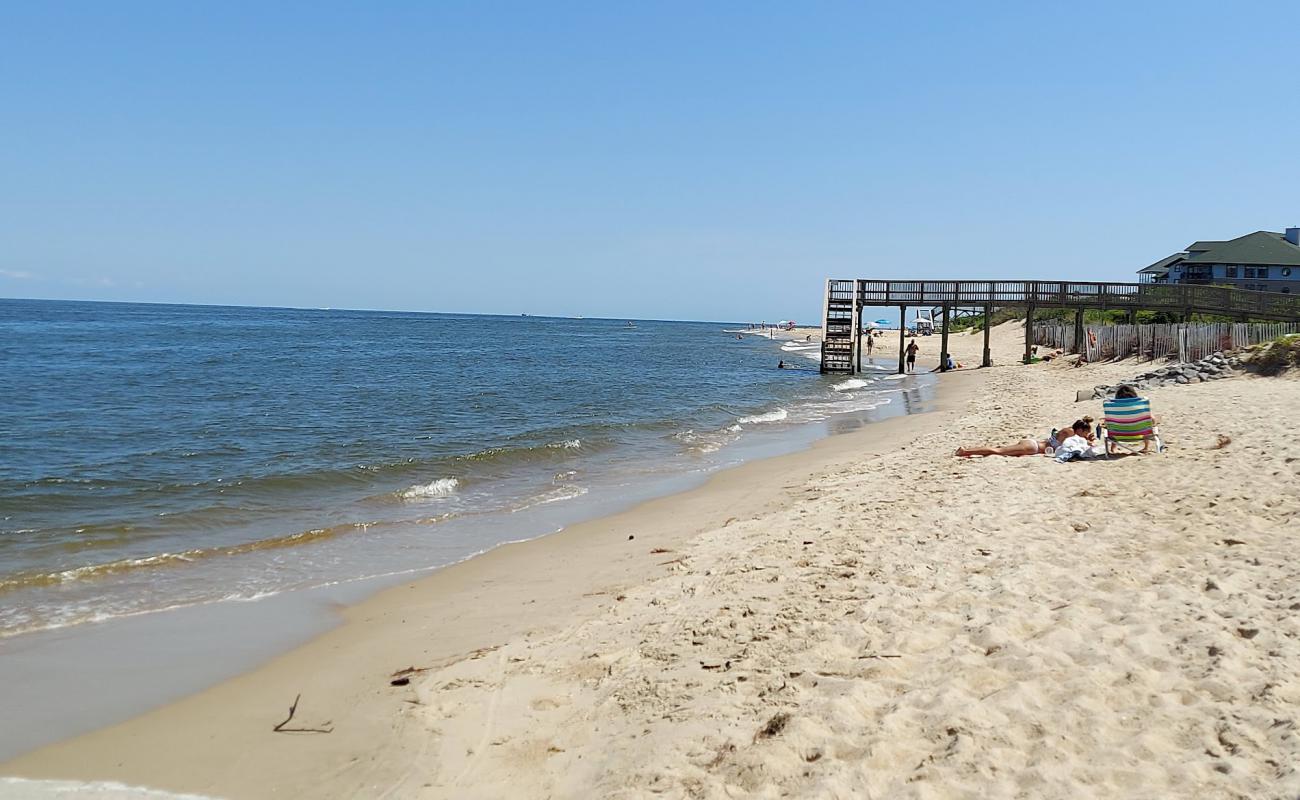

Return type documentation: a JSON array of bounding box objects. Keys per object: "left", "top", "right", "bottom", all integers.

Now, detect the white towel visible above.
[{"left": 1054, "top": 435, "right": 1096, "bottom": 462}]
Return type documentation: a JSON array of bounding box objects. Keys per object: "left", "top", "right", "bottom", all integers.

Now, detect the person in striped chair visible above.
[{"left": 1101, "top": 385, "right": 1163, "bottom": 455}]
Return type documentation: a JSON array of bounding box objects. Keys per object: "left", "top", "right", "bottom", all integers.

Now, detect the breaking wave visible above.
[
  {"left": 398, "top": 477, "right": 460, "bottom": 499},
  {"left": 737, "top": 408, "right": 788, "bottom": 425}
]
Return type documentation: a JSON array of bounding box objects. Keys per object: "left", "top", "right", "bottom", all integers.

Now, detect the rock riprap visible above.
[{"left": 1091, "top": 352, "right": 1242, "bottom": 399}]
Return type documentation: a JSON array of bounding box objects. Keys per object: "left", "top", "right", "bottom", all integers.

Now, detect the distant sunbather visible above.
[{"left": 956, "top": 418, "right": 1092, "bottom": 458}]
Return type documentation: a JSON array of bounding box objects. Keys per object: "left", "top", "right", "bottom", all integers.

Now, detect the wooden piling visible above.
[
  {"left": 1072, "top": 309, "right": 1085, "bottom": 354},
  {"left": 851, "top": 281, "right": 862, "bottom": 375},
  {"left": 898, "top": 306, "right": 907, "bottom": 374},
  {"left": 939, "top": 304, "right": 951, "bottom": 371},
  {"left": 982, "top": 304, "right": 992, "bottom": 367},
  {"left": 1023, "top": 304, "right": 1035, "bottom": 363}
]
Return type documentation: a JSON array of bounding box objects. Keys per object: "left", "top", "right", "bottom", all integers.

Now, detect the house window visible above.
[
  {"left": 1226, "top": 266, "right": 1238, "bottom": 278},
  {"left": 1258, "top": 266, "right": 1269, "bottom": 279}
]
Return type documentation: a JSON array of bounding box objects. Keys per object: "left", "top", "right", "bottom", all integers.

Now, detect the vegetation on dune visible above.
[
  {"left": 948, "top": 307, "right": 1270, "bottom": 332},
  {"left": 1247, "top": 334, "right": 1300, "bottom": 376}
]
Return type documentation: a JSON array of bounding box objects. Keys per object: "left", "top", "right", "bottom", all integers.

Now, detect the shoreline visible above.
[
  {"left": 11, "top": 321, "right": 1296, "bottom": 798},
  {"left": 0, "top": 322, "right": 904, "bottom": 762},
  {"left": 2, "top": 358, "right": 974, "bottom": 796}
]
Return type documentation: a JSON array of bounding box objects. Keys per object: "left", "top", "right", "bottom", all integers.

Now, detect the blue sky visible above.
[{"left": 2, "top": 2, "right": 1296, "bottom": 323}]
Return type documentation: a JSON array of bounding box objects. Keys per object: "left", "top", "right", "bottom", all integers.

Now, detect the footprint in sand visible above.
[{"left": 530, "top": 697, "right": 570, "bottom": 711}]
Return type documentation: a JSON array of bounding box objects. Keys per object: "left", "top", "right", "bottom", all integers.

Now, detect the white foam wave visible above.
[
  {"left": 547, "top": 439, "right": 581, "bottom": 449},
  {"left": 671, "top": 427, "right": 741, "bottom": 454},
  {"left": 399, "top": 478, "right": 459, "bottom": 499},
  {"left": 0, "top": 778, "right": 218, "bottom": 799},
  {"left": 510, "top": 484, "right": 589, "bottom": 512},
  {"left": 737, "top": 408, "right": 788, "bottom": 425},
  {"left": 674, "top": 431, "right": 723, "bottom": 453},
  {"left": 832, "top": 378, "right": 869, "bottom": 392}
]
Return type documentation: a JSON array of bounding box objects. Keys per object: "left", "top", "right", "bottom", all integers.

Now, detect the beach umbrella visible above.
[{"left": 874, "top": 318, "right": 891, "bottom": 326}]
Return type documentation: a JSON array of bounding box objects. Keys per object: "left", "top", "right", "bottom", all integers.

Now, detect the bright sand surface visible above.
[{"left": 5, "top": 322, "right": 1299, "bottom": 798}]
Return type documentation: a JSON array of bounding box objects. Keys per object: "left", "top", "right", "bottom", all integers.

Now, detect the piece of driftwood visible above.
[{"left": 272, "top": 693, "right": 333, "bottom": 734}]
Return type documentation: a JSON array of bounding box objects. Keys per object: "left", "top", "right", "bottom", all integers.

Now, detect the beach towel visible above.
[{"left": 1054, "top": 435, "right": 1097, "bottom": 462}]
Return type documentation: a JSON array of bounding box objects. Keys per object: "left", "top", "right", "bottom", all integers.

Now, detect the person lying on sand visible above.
[
  {"left": 956, "top": 418, "right": 1093, "bottom": 458},
  {"left": 1050, "top": 415, "right": 1095, "bottom": 450}
]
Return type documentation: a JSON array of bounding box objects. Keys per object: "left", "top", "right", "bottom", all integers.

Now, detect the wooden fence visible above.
[{"left": 1035, "top": 322, "right": 1300, "bottom": 363}]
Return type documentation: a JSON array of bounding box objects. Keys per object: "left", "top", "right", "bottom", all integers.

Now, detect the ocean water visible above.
[{"left": 0, "top": 299, "right": 928, "bottom": 639}]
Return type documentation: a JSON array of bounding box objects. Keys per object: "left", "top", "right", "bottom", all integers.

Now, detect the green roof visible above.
[
  {"left": 1182, "top": 231, "right": 1300, "bottom": 266},
  {"left": 1139, "top": 253, "right": 1185, "bottom": 275}
]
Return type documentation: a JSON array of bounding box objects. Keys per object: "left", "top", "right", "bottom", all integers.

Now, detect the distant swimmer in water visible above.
[{"left": 778, "top": 360, "right": 787, "bottom": 369}]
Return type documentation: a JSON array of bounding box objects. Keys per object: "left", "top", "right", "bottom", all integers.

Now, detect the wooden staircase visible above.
[{"left": 820, "top": 280, "right": 857, "bottom": 374}]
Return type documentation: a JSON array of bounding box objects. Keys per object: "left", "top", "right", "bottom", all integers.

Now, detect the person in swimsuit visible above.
[
  {"left": 956, "top": 419, "right": 1093, "bottom": 458},
  {"left": 1048, "top": 415, "right": 1095, "bottom": 450},
  {"left": 905, "top": 341, "right": 919, "bottom": 372}
]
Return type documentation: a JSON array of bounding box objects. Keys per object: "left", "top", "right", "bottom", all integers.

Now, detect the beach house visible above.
[{"left": 1139, "top": 228, "right": 1300, "bottom": 293}]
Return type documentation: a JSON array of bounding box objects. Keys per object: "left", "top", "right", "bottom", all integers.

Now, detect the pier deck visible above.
[{"left": 820, "top": 279, "right": 1300, "bottom": 375}]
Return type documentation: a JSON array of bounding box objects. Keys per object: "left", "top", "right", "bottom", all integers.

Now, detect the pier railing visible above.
[
  {"left": 826, "top": 279, "right": 1300, "bottom": 320},
  {"left": 821, "top": 278, "right": 1300, "bottom": 375}
]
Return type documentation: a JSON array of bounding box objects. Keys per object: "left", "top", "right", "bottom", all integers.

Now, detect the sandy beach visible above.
[{"left": 5, "top": 322, "right": 1299, "bottom": 798}]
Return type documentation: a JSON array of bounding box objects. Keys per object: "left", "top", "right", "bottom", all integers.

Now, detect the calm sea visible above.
[{"left": 0, "top": 298, "right": 927, "bottom": 638}]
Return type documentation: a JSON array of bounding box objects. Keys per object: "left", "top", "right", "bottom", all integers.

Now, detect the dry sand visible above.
[{"left": 5, "top": 322, "right": 1299, "bottom": 799}]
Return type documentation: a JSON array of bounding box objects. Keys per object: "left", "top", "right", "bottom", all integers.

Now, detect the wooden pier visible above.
[{"left": 820, "top": 279, "right": 1300, "bottom": 375}]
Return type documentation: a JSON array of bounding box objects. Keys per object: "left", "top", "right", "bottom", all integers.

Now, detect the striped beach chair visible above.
[{"left": 1101, "top": 396, "right": 1165, "bottom": 456}]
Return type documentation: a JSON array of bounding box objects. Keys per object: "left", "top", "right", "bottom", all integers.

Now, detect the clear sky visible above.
[{"left": 2, "top": 2, "right": 1296, "bottom": 323}]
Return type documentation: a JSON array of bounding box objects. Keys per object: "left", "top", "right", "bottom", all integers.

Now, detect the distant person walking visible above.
[
  {"left": 866, "top": 334, "right": 874, "bottom": 355},
  {"left": 905, "top": 341, "right": 919, "bottom": 372}
]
